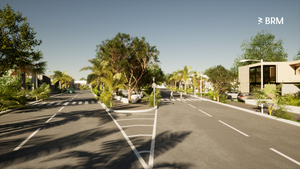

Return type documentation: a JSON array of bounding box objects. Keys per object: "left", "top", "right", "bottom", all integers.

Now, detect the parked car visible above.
[
  {"left": 67, "top": 88, "right": 75, "bottom": 93},
  {"left": 237, "top": 93, "right": 254, "bottom": 102},
  {"left": 225, "top": 91, "right": 239, "bottom": 100}
]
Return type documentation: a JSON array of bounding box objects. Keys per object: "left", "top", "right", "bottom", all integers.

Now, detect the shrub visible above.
[
  {"left": 29, "top": 83, "right": 51, "bottom": 101},
  {"left": 186, "top": 88, "right": 193, "bottom": 94},
  {"left": 219, "top": 94, "right": 229, "bottom": 104},
  {"left": 142, "top": 88, "right": 161, "bottom": 107},
  {"left": 273, "top": 107, "right": 294, "bottom": 120}
]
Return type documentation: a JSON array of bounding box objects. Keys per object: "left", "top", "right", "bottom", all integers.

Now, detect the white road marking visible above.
[
  {"left": 47, "top": 102, "right": 55, "bottom": 105},
  {"left": 63, "top": 102, "right": 69, "bottom": 106},
  {"left": 149, "top": 108, "right": 158, "bottom": 169},
  {"left": 171, "top": 99, "right": 176, "bottom": 101},
  {"left": 121, "top": 124, "right": 154, "bottom": 128},
  {"left": 72, "top": 101, "right": 76, "bottom": 104},
  {"left": 37, "top": 103, "right": 46, "bottom": 106},
  {"left": 219, "top": 120, "right": 249, "bottom": 137},
  {"left": 85, "top": 101, "right": 89, "bottom": 104},
  {"left": 46, "top": 114, "right": 56, "bottom": 123},
  {"left": 139, "top": 151, "right": 150, "bottom": 154},
  {"left": 127, "top": 134, "right": 152, "bottom": 138},
  {"left": 103, "top": 107, "right": 149, "bottom": 168},
  {"left": 270, "top": 148, "right": 300, "bottom": 166},
  {"left": 199, "top": 109, "right": 212, "bottom": 117},
  {"left": 79, "top": 101, "right": 82, "bottom": 104},
  {"left": 14, "top": 128, "right": 41, "bottom": 151},
  {"left": 58, "top": 107, "right": 64, "bottom": 112},
  {"left": 116, "top": 118, "right": 153, "bottom": 122},
  {"left": 176, "top": 99, "right": 181, "bottom": 101},
  {"left": 56, "top": 102, "right": 62, "bottom": 105},
  {"left": 188, "top": 104, "right": 196, "bottom": 108}
]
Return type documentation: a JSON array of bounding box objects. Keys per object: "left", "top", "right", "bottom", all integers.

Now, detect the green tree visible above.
[
  {"left": 204, "top": 65, "right": 234, "bottom": 102},
  {"left": 180, "top": 66, "right": 192, "bottom": 92},
  {"left": 80, "top": 77, "right": 86, "bottom": 81},
  {"left": 190, "top": 71, "right": 200, "bottom": 96},
  {"left": 101, "top": 71, "right": 127, "bottom": 108},
  {"left": 96, "top": 33, "right": 159, "bottom": 102},
  {"left": 293, "top": 49, "right": 300, "bottom": 61},
  {"left": 51, "top": 71, "right": 70, "bottom": 90},
  {"left": 231, "top": 30, "right": 288, "bottom": 75},
  {"left": 0, "top": 4, "right": 43, "bottom": 77},
  {"left": 80, "top": 58, "right": 110, "bottom": 92}
]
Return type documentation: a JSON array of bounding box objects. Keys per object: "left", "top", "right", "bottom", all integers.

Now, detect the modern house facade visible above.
[{"left": 239, "top": 60, "right": 300, "bottom": 94}]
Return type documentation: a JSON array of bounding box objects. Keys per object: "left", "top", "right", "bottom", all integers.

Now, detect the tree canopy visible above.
[
  {"left": 231, "top": 30, "right": 288, "bottom": 76},
  {"left": 0, "top": 4, "right": 43, "bottom": 77},
  {"left": 96, "top": 33, "right": 160, "bottom": 102},
  {"left": 204, "top": 65, "right": 234, "bottom": 102}
]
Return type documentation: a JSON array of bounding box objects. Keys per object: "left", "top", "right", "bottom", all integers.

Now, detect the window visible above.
[{"left": 249, "top": 65, "right": 276, "bottom": 92}]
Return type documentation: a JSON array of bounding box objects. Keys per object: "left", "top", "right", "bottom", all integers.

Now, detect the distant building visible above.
[{"left": 239, "top": 60, "right": 300, "bottom": 94}]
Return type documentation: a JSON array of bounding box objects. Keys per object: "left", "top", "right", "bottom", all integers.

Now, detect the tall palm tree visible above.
[
  {"left": 80, "top": 59, "right": 110, "bottom": 91},
  {"left": 181, "top": 66, "right": 192, "bottom": 92},
  {"left": 10, "top": 51, "right": 46, "bottom": 90},
  {"left": 101, "top": 71, "right": 127, "bottom": 107},
  {"left": 190, "top": 71, "right": 201, "bottom": 96},
  {"left": 51, "top": 71, "right": 70, "bottom": 90}
]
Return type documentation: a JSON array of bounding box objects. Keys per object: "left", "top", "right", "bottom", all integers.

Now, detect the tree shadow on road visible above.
[
  {"left": 0, "top": 127, "right": 120, "bottom": 168},
  {"left": 44, "top": 130, "right": 193, "bottom": 169},
  {"left": 0, "top": 109, "right": 118, "bottom": 139}
]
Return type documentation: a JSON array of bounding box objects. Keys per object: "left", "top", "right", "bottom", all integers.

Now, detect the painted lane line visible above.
[
  {"left": 219, "top": 120, "right": 249, "bottom": 137},
  {"left": 85, "top": 101, "right": 89, "bottom": 104},
  {"left": 58, "top": 107, "right": 64, "bottom": 112},
  {"left": 116, "top": 118, "right": 153, "bottom": 122},
  {"left": 63, "top": 102, "right": 69, "bottom": 106},
  {"left": 149, "top": 108, "right": 158, "bottom": 168},
  {"left": 127, "top": 134, "right": 152, "bottom": 138},
  {"left": 14, "top": 128, "right": 41, "bottom": 151},
  {"left": 46, "top": 114, "right": 56, "bottom": 123},
  {"left": 79, "top": 101, "right": 82, "bottom": 104},
  {"left": 199, "top": 109, "right": 212, "bottom": 117},
  {"left": 188, "top": 104, "right": 196, "bottom": 108},
  {"left": 122, "top": 124, "right": 154, "bottom": 128},
  {"left": 139, "top": 151, "right": 150, "bottom": 154},
  {"left": 103, "top": 107, "right": 149, "bottom": 168},
  {"left": 270, "top": 148, "right": 300, "bottom": 166},
  {"left": 72, "top": 101, "right": 77, "bottom": 104}
]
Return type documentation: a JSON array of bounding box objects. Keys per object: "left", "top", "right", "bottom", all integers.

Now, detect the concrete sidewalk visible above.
[{"left": 189, "top": 94, "right": 300, "bottom": 122}]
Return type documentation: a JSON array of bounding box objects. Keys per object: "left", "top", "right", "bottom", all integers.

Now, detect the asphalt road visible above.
[
  {"left": 155, "top": 88, "right": 300, "bottom": 168},
  {"left": 0, "top": 89, "right": 299, "bottom": 168}
]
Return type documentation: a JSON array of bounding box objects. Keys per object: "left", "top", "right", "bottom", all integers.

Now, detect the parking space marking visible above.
[
  {"left": 116, "top": 118, "right": 153, "bottom": 122},
  {"left": 199, "top": 109, "right": 212, "bottom": 117},
  {"left": 270, "top": 148, "right": 300, "bottom": 166},
  {"left": 122, "top": 124, "right": 153, "bottom": 128},
  {"left": 127, "top": 134, "right": 152, "bottom": 138},
  {"left": 219, "top": 120, "right": 249, "bottom": 137}
]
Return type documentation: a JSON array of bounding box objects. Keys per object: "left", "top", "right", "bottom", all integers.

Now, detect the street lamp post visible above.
[{"left": 240, "top": 59, "right": 264, "bottom": 114}]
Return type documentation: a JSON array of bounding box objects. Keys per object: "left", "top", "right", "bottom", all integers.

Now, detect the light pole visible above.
[
  {"left": 152, "top": 77, "right": 156, "bottom": 107},
  {"left": 240, "top": 59, "right": 264, "bottom": 114}
]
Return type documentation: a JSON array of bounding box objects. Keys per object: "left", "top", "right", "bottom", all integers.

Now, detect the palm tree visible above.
[
  {"left": 101, "top": 71, "right": 127, "bottom": 108},
  {"left": 190, "top": 71, "right": 201, "bottom": 96},
  {"left": 181, "top": 66, "right": 192, "bottom": 92},
  {"left": 80, "top": 58, "right": 110, "bottom": 92},
  {"left": 10, "top": 51, "right": 46, "bottom": 90},
  {"left": 51, "top": 71, "right": 70, "bottom": 90}
]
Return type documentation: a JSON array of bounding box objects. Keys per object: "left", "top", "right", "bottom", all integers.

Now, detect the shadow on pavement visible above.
[
  {"left": 44, "top": 130, "right": 193, "bottom": 169},
  {"left": 0, "top": 128, "right": 120, "bottom": 168},
  {"left": 0, "top": 109, "right": 119, "bottom": 139}
]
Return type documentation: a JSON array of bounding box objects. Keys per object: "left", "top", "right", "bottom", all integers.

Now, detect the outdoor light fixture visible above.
[
  {"left": 152, "top": 77, "right": 156, "bottom": 107},
  {"left": 240, "top": 59, "right": 264, "bottom": 114}
]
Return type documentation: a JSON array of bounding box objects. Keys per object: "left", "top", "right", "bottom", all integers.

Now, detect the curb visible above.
[
  {"left": 92, "top": 91, "right": 157, "bottom": 113},
  {"left": 193, "top": 95, "right": 300, "bottom": 127}
]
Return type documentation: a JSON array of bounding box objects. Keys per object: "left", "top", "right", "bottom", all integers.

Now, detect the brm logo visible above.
[{"left": 258, "top": 17, "right": 284, "bottom": 25}]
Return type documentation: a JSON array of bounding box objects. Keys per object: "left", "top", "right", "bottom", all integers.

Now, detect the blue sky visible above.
[{"left": 1, "top": 0, "right": 299, "bottom": 80}]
